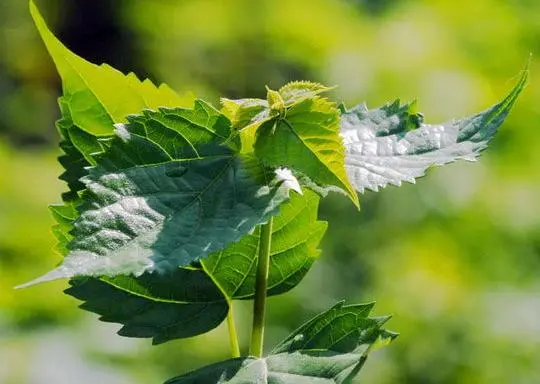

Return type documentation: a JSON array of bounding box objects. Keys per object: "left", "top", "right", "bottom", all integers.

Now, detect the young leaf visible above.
[
  {"left": 278, "top": 81, "right": 335, "bottom": 105},
  {"left": 201, "top": 190, "right": 327, "bottom": 300},
  {"left": 341, "top": 70, "right": 528, "bottom": 192},
  {"left": 221, "top": 82, "right": 335, "bottom": 153},
  {"left": 165, "top": 302, "right": 396, "bottom": 384},
  {"left": 66, "top": 269, "right": 228, "bottom": 345},
  {"left": 18, "top": 106, "right": 293, "bottom": 287},
  {"left": 255, "top": 96, "right": 360, "bottom": 207}
]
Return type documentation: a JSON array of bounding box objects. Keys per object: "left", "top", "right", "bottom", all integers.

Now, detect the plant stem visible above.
[
  {"left": 226, "top": 303, "right": 241, "bottom": 358},
  {"left": 249, "top": 217, "right": 273, "bottom": 357}
]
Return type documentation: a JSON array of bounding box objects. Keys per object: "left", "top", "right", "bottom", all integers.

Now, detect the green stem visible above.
[
  {"left": 249, "top": 217, "right": 273, "bottom": 357},
  {"left": 226, "top": 303, "right": 241, "bottom": 358}
]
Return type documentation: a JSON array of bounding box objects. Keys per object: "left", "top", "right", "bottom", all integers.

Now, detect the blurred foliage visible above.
[{"left": 1, "top": 0, "right": 540, "bottom": 383}]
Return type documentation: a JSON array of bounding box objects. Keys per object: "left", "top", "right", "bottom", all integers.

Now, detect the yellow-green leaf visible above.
[{"left": 30, "top": 0, "right": 194, "bottom": 137}]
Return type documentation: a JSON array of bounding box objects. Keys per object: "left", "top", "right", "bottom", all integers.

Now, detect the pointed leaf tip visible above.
[
  {"left": 15, "top": 268, "right": 69, "bottom": 289},
  {"left": 341, "top": 68, "right": 527, "bottom": 193}
]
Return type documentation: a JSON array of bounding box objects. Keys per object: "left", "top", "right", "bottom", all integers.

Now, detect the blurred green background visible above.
[{"left": 1, "top": 0, "right": 539, "bottom": 383}]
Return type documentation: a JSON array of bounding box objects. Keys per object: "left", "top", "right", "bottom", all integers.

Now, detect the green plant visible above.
[{"left": 19, "top": 2, "right": 527, "bottom": 382}]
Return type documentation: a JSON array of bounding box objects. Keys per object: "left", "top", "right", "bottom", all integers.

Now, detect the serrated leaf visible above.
[
  {"left": 19, "top": 106, "right": 293, "bottom": 287},
  {"left": 272, "top": 301, "right": 394, "bottom": 354},
  {"left": 66, "top": 269, "right": 228, "bottom": 345},
  {"left": 30, "top": 1, "right": 194, "bottom": 137},
  {"left": 49, "top": 201, "right": 78, "bottom": 254},
  {"left": 202, "top": 190, "right": 327, "bottom": 300},
  {"left": 51, "top": 186, "right": 230, "bottom": 345},
  {"left": 341, "top": 70, "right": 528, "bottom": 192},
  {"left": 279, "top": 81, "right": 335, "bottom": 106},
  {"left": 31, "top": 1, "right": 195, "bottom": 200},
  {"left": 165, "top": 302, "right": 396, "bottom": 384},
  {"left": 56, "top": 99, "right": 106, "bottom": 200},
  {"left": 221, "top": 98, "right": 270, "bottom": 130},
  {"left": 255, "top": 96, "right": 360, "bottom": 207}
]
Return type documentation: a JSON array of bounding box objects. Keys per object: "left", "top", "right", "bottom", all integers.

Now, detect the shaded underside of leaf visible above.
[
  {"left": 66, "top": 274, "right": 228, "bottom": 345},
  {"left": 341, "top": 69, "right": 528, "bottom": 192},
  {"left": 202, "top": 190, "right": 327, "bottom": 300}
]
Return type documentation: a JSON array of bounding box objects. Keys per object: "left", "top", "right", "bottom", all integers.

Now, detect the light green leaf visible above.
[
  {"left": 30, "top": 1, "right": 195, "bottom": 200},
  {"left": 341, "top": 69, "right": 528, "bottom": 192},
  {"left": 164, "top": 352, "right": 365, "bottom": 384},
  {"left": 30, "top": 1, "right": 194, "bottom": 137},
  {"left": 255, "top": 96, "right": 360, "bottom": 207},
  {"left": 65, "top": 270, "right": 228, "bottom": 345},
  {"left": 19, "top": 107, "right": 293, "bottom": 287},
  {"left": 202, "top": 190, "right": 327, "bottom": 300},
  {"left": 165, "top": 301, "right": 396, "bottom": 384},
  {"left": 279, "top": 81, "right": 335, "bottom": 106},
  {"left": 221, "top": 98, "right": 270, "bottom": 131}
]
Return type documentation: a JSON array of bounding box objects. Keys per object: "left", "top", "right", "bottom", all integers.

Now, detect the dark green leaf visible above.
[
  {"left": 66, "top": 269, "right": 228, "bottom": 345},
  {"left": 165, "top": 302, "right": 396, "bottom": 383},
  {"left": 273, "top": 301, "right": 395, "bottom": 354},
  {"left": 52, "top": 189, "right": 230, "bottom": 345},
  {"left": 20, "top": 106, "right": 293, "bottom": 287}
]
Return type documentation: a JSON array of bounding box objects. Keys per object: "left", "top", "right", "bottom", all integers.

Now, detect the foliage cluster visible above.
[{"left": 20, "top": 2, "right": 526, "bottom": 382}]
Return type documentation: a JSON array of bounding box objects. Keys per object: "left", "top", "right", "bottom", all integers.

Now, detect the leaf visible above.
[
  {"left": 272, "top": 301, "right": 395, "bottom": 354},
  {"left": 56, "top": 99, "right": 106, "bottom": 200},
  {"left": 66, "top": 269, "right": 228, "bottom": 345},
  {"left": 164, "top": 352, "right": 365, "bottom": 384},
  {"left": 30, "top": 1, "right": 194, "bottom": 137},
  {"left": 165, "top": 302, "right": 396, "bottom": 384},
  {"left": 18, "top": 107, "right": 293, "bottom": 287},
  {"left": 279, "top": 81, "right": 335, "bottom": 106},
  {"left": 49, "top": 201, "right": 78, "bottom": 255},
  {"left": 31, "top": 1, "right": 194, "bottom": 199},
  {"left": 341, "top": 69, "right": 528, "bottom": 192},
  {"left": 51, "top": 180, "right": 230, "bottom": 345},
  {"left": 201, "top": 190, "right": 327, "bottom": 300},
  {"left": 255, "top": 96, "right": 360, "bottom": 207}
]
